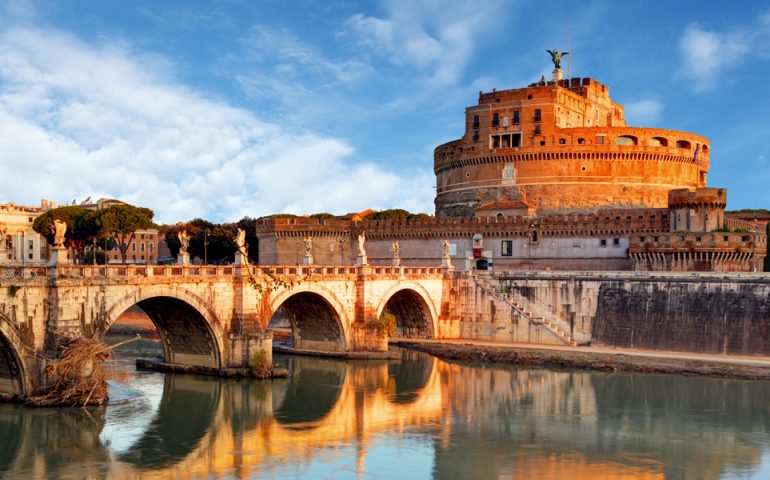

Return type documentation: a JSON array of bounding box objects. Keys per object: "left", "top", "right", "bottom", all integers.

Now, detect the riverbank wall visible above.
[{"left": 447, "top": 272, "right": 770, "bottom": 356}]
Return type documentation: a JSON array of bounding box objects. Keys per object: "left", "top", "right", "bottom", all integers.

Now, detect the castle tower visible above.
[{"left": 434, "top": 58, "right": 710, "bottom": 217}]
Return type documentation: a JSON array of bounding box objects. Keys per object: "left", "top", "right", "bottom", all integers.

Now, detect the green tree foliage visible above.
[
  {"left": 32, "top": 206, "right": 104, "bottom": 263},
  {"left": 310, "top": 213, "right": 335, "bottom": 219},
  {"left": 364, "top": 209, "right": 433, "bottom": 221},
  {"left": 99, "top": 204, "right": 154, "bottom": 264},
  {"left": 163, "top": 219, "right": 242, "bottom": 264},
  {"left": 83, "top": 249, "right": 107, "bottom": 265}
]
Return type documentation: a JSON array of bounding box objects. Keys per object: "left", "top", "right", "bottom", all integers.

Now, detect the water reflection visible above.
[{"left": 0, "top": 349, "right": 769, "bottom": 479}]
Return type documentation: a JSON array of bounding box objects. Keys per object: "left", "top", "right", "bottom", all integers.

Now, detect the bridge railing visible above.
[
  {"left": 1, "top": 264, "right": 446, "bottom": 282},
  {"left": 0, "top": 266, "right": 48, "bottom": 281}
]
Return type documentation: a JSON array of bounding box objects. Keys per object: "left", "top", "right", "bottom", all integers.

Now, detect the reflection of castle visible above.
[
  {"left": 256, "top": 65, "right": 767, "bottom": 272},
  {"left": 2, "top": 353, "right": 769, "bottom": 479}
]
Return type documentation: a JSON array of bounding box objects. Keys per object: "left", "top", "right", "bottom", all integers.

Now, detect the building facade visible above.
[
  {"left": 255, "top": 70, "right": 766, "bottom": 273},
  {"left": 0, "top": 200, "right": 53, "bottom": 265}
]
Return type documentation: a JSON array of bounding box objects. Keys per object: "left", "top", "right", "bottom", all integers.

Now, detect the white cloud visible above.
[
  {"left": 0, "top": 27, "right": 434, "bottom": 223},
  {"left": 623, "top": 99, "right": 662, "bottom": 126},
  {"left": 678, "top": 19, "right": 770, "bottom": 92},
  {"left": 344, "top": 0, "right": 507, "bottom": 85}
]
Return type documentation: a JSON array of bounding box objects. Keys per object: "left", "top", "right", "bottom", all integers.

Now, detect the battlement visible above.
[{"left": 668, "top": 188, "right": 726, "bottom": 209}]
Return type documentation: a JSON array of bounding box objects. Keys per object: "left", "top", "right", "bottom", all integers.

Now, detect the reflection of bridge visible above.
[
  {"left": 0, "top": 264, "right": 448, "bottom": 394},
  {"left": 2, "top": 352, "right": 766, "bottom": 479}
]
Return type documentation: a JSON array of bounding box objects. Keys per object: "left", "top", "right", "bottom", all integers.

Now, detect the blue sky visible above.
[{"left": 0, "top": 0, "right": 768, "bottom": 223}]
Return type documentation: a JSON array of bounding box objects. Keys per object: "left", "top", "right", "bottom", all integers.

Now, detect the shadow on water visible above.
[
  {"left": 387, "top": 348, "right": 435, "bottom": 404},
  {"left": 2, "top": 347, "right": 770, "bottom": 479},
  {"left": 274, "top": 354, "right": 346, "bottom": 428},
  {"left": 0, "top": 403, "right": 109, "bottom": 477},
  {"left": 118, "top": 374, "right": 220, "bottom": 469}
]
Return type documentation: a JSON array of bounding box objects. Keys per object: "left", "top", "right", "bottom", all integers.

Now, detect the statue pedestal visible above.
[
  {"left": 47, "top": 247, "right": 71, "bottom": 266},
  {"left": 234, "top": 252, "right": 248, "bottom": 266},
  {"left": 177, "top": 253, "right": 190, "bottom": 266},
  {"left": 392, "top": 258, "right": 401, "bottom": 267},
  {"left": 357, "top": 255, "right": 368, "bottom": 267},
  {"left": 303, "top": 253, "right": 314, "bottom": 266},
  {"left": 552, "top": 67, "right": 563, "bottom": 83}
]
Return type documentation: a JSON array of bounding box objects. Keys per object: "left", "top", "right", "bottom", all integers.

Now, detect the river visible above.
[{"left": 1, "top": 341, "right": 769, "bottom": 479}]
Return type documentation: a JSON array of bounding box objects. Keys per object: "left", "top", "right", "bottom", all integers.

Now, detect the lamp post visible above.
[{"left": 204, "top": 228, "right": 209, "bottom": 265}]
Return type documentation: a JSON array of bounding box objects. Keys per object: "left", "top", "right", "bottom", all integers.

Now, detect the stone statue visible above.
[
  {"left": 546, "top": 49, "right": 568, "bottom": 69},
  {"left": 178, "top": 230, "right": 189, "bottom": 255},
  {"left": 442, "top": 239, "right": 451, "bottom": 257},
  {"left": 53, "top": 219, "right": 67, "bottom": 248},
  {"left": 357, "top": 233, "right": 367, "bottom": 257},
  {"left": 392, "top": 241, "right": 400, "bottom": 259},
  {"left": 303, "top": 236, "right": 312, "bottom": 254},
  {"left": 235, "top": 228, "right": 246, "bottom": 250}
]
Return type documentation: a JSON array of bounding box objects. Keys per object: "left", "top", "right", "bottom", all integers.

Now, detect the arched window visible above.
[
  {"left": 615, "top": 135, "right": 638, "bottom": 146},
  {"left": 649, "top": 137, "right": 668, "bottom": 147},
  {"left": 676, "top": 140, "right": 691, "bottom": 149}
]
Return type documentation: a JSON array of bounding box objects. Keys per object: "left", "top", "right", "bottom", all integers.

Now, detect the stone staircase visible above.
[{"left": 472, "top": 274, "right": 578, "bottom": 347}]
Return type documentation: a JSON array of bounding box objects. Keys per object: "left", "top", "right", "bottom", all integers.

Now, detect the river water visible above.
[{"left": 1, "top": 343, "right": 770, "bottom": 479}]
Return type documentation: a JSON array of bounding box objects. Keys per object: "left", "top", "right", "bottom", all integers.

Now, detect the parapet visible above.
[{"left": 668, "top": 188, "right": 727, "bottom": 209}]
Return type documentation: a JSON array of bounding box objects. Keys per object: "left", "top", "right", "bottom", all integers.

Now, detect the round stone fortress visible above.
[{"left": 434, "top": 76, "right": 710, "bottom": 217}]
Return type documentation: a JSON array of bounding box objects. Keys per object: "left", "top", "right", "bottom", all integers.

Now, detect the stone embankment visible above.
[{"left": 393, "top": 340, "right": 770, "bottom": 381}]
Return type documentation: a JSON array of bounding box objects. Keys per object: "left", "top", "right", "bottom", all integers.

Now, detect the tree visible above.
[
  {"left": 32, "top": 206, "right": 103, "bottom": 263},
  {"left": 98, "top": 204, "right": 154, "bottom": 264},
  {"left": 162, "top": 219, "right": 239, "bottom": 264},
  {"left": 363, "top": 209, "right": 433, "bottom": 221}
]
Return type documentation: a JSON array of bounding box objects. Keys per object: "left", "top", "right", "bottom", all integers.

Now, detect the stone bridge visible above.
[{"left": 0, "top": 263, "right": 449, "bottom": 396}]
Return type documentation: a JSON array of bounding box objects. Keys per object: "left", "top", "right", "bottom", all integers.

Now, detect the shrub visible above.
[{"left": 249, "top": 350, "right": 272, "bottom": 377}]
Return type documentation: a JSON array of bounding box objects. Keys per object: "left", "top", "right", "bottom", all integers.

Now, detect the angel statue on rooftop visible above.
[{"left": 546, "top": 49, "right": 568, "bottom": 69}]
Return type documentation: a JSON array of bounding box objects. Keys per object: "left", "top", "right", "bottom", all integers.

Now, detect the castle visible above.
[{"left": 256, "top": 57, "right": 767, "bottom": 273}]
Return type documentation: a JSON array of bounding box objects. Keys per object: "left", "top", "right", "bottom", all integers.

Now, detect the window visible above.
[
  {"left": 613, "top": 238, "right": 620, "bottom": 246},
  {"left": 577, "top": 138, "right": 585, "bottom": 144},
  {"left": 615, "top": 135, "right": 638, "bottom": 146},
  {"left": 559, "top": 138, "right": 566, "bottom": 145},
  {"left": 596, "top": 135, "right": 606, "bottom": 145},
  {"left": 513, "top": 110, "right": 520, "bottom": 124},
  {"left": 28, "top": 217, "right": 33, "bottom": 223},
  {"left": 534, "top": 125, "right": 541, "bottom": 134},
  {"left": 492, "top": 113, "right": 499, "bottom": 127},
  {"left": 527, "top": 94, "right": 532, "bottom": 100},
  {"left": 600, "top": 239, "right": 607, "bottom": 247},
  {"left": 5, "top": 236, "right": 12, "bottom": 249},
  {"left": 534, "top": 109, "right": 541, "bottom": 122},
  {"left": 501, "top": 240, "right": 513, "bottom": 256},
  {"left": 724, "top": 235, "right": 729, "bottom": 242},
  {"left": 132, "top": 243, "right": 136, "bottom": 252},
  {"left": 28, "top": 240, "right": 33, "bottom": 250},
  {"left": 140, "top": 243, "right": 145, "bottom": 252},
  {"left": 28, "top": 253, "right": 33, "bottom": 260},
  {"left": 473, "top": 115, "right": 479, "bottom": 128},
  {"left": 149, "top": 244, "right": 154, "bottom": 252}
]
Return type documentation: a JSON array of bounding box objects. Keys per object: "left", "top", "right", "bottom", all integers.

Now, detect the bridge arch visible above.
[
  {"left": 102, "top": 285, "right": 224, "bottom": 369},
  {"left": 270, "top": 285, "right": 349, "bottom": 352},
  {"left": 0, "top": 313, "right": 29, "bottom": 396},
  {"left": 376, "top": 283, "right": 438, "bottom": 339}
]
